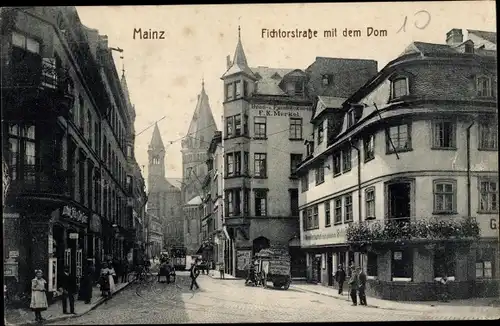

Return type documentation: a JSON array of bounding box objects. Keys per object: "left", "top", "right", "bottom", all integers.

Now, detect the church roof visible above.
[
  {"left": 182, "top": 81, "right": 218, "bottom": 150},
  {"left": 149, "top": 123, "right": 165, "bottom": 150},
  {"left": 186, "top": 195, "right": 202, "bottom": 205},
  {"left": 221, "top": 27, "right": 257, "bottom": 80}
]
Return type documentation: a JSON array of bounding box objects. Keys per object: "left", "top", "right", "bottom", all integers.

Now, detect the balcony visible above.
[
  {"left": 346, "top": 217, "right": 480, "bottom": 247},
  {"left": 7, "top": 164, "right": 70, "bottom": 198},
  {"left": 2, "top": 49, "right": 75, "bottom": 120}
]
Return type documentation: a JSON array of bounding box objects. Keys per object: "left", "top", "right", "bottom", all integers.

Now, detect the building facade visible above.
[
  {"left": 146, "top": 123, "right": 184, "bottom": 252},
  {"left": 2, "top": 7, "right": 142, "bottom": 302},
  {"left": 220, "top": 28, "right": 377, "bottom": 277},
  {"left": 144, "top": 212, "right": 163, "bottom": 258},
  {"left": 183, "top": 196, "right": 203, "bottom": 255},
  {"left": 297, "top": 28, "right": 498, "bottom": 300}
]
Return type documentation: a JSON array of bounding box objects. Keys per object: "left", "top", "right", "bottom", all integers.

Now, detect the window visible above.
[
  {"left": 225, "top": 189, "right": 241, "bottom": 216},
  {"left": 41, "top": 58, "right": 57, "bottom": 89},
  {"left": 254, "top": 189, "right": 267, "bottom": 216},
  {"left": 475, "top": 248, "right": 494, "bottom": 279},
  {"left": 254, "top": 117, "right": 267, "bottom": 138},
  {"left": 433, "top": 180, "right": 456, "bottom": 213},
  {"left": 322, "top": 74, "right": 331, "bottom": 86},
  {"left": 342, "top": 147, "right": 351, "bottom": 172},
  {"left": 367, "top": 252, "right": 378, "bottom": 276},
  {"left": 243, "top": 188, "right": 250, "bottom": 215},
  {"left": 243, "top": 115, "right": 249, "bottom": 135},
  {"left": 243, "top": 80, "right": 249, "bottom": 97},
  {"left": 386, "top": 124, "right": 411, "bottom": 153},
  {"left": 332, "top": 152, "right": 341, "bottom": 176},
  {"left": 254, "top": 153, "right": 267, "bottom": 178},
  {"left": 12, "top": 31, "right": 40, "bottom": 53},
  {"left": 290, "top": 189, "right": 299, "bottom": 217},
  {"left": 347, "top": 110, "right": 356, "bottom": 128},
  {"left": 365, "top": 187, "right": 375, "bottom": 219},
  {"left": 476, "top": 76, "right": 492, "bottom": 97},
  {"left": 290, "top": 154, "right": 303, "bottom": 176},
  {"left": 391, "top": 77, "right": 408, "bottom": 98},
  {"left": 317, "top": 121, "right": 324, "bottom": 144},
  {"left": 479, "top": 122, "right": 498, "bottom": 150},
  {"left": 479, "top": 179, "right": 498, "bottom": 212},
  {"left": 344, "top": 194, "right": 353, "bottom": 222},
  {"left": 87, "top": 111, "right": 93, "bottom": 148},
  {"left": 325, "top": 201, "right": 331, "bottom": 227},
  {"left": 235, "top": 81, "right": 242, "bottom": 98},
  {"left": 312, "top": 205, "right": 319, "bottom": 228},
  {"left": 334, "top": 198, "right": 342, "bottom": 224},
  {"left": 79, "top": 96, "right": 85, "bottom": 131},
  {"left": 234, "top": 114, "right": 241, "bottom": 136},
  {"left": 225, "top": 117, "right": 233, "bottom": 138},
  {"left": 315, "top": 161, "right": 325, "bottom": 185},
  {"left": 305, "top": 208, "right": 313, "bottom": 230},
  {"left": 434, "top": 245, "right": 456, "bottom": 278},
  {"left": 225, "top": 83, "right": 234, "bottom": 101},
  {"left": 95, "top": 122, "right": 100, "bottom": 154},
  {"left": 289, "top": 118, "right": 303, "bottom": 140},
  {"left": 301, "top": 173, "right": 309, "bottom": 193},
  {"left": 243, "top": 152, "right": 249, "bottom": 174},
  {"left": 7, "top": 124, "right": 36, "bottom": 180},
  {"left": 363, "top": 134, "right": 375, "bottom": 162},
  {"left": 294, "top": 81, "right": 304, "bottom": 96},
  {"left": 432, "top": 121, "right": 456, "bottom": 149}
]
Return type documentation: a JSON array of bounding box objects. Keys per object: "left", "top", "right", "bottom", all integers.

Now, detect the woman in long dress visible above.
[
  {"left": 30, "top": 269, "right": 48, "bottom": 322},
  {"left": 100, "top": 262, "right": 116, "bottom": 297}
]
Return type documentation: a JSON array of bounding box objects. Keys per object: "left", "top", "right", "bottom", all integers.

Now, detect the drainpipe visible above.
[
  {"left": 349, "top": 139, "right": 363, "bottom": 267},
  {"left": 466, "top": 122, "right": 474, "bottom": 217}
]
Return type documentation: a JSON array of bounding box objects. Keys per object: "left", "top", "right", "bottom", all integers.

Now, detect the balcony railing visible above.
[
  {"left": 8, "top": 164, "right": 70, "bottom": 196},
  {"left": 346, "top": 217, "right": 480, "bottom": 244}
]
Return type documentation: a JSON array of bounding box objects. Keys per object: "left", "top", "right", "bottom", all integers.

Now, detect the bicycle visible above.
[{"left": 128, "top": 266, "right": 154, "bottom": 284}]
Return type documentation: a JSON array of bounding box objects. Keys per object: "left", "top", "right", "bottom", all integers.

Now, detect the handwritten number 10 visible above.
[{"left": 397, "top": 10, "right": 431, "bottom": 33}]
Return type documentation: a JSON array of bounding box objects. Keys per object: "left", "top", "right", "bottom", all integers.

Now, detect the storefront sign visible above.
[
  {"left": 69, "top": 233, "right": 79, "bottom": 239},
  {"left": 251, "top": 104, "right": 311, "bottom": 118},
  {"left": 3, "top": 213, "right": 20, "bottom": 219},
  {"left": 90, "top": 214, "right": 102, "bottom": 233},
  {"left": 304, "top": 226, "right": 347, "bottom": 244},
  {"left": 236, "top": 250, "right": 251, "bottom": 271},
  {"left": 490, "top": 218, "right": 497, "bottom": 230},
  {"left": 394, "top": 251, "right": 402, "bottom": 260},
  {"left": 9, "top": 251, "right": 19, "bottom": 258},
  {"left": 4, "top": 260, "right": 18, "bottom": 280},
  {"left": 62, "top": 205, "right": 88, "bottom": 224}
]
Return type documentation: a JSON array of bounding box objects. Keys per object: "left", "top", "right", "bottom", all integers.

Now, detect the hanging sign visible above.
[{"left": 62, "top": 205, "right": 88, "bottom": 224}]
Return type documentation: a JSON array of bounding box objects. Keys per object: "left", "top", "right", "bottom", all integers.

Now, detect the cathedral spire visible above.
[
  {"left": 149, "top": 122, "right": 165, "bottom": 150},
  {"left": 221, "top": 25, "right": 256, "bottom": 80}
]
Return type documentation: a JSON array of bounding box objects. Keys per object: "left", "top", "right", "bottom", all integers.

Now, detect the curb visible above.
[
  {"left": 7, "top": 282, "right": 132, "bottom": 326},
  {"left": 291, "top": 286, "right": 380, "bottom": 309}
]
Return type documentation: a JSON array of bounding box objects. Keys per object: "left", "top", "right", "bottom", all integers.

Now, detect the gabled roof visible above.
[
  {"left": 401, "top": 42, "right": 458, "bottom": 56},
  {"left": 183, "top": 81, "right": 218, "bottom": 150},
  {"left": 467, "top": 29, "right": 496, "bottom": 44},
  {"left": 149, "top": 123, "right": 164, "bottom": 150},
  {"left": 251, "top": 67, "right": 295, "bottom": 95},
  {"left": 312, "top": 96, "right": 346, "bottom": 120}
]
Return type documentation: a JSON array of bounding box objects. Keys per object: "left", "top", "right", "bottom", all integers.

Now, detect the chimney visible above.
[
  {"left": 226, "top": 55, "right": 232, "bottom": 69},
  {"left": 446, "top": 28, "right": 463, "bottom": 46}
]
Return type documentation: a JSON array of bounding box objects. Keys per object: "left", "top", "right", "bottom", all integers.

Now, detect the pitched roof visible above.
[
  {"left": 221, "top": 27, "right": 256, "bottom": 79},
  {"left": 251, "top": 67, "right": 295, "bottom": 95},
  {"left": 467, "top": 29, "right": 497, "bottom": 44},
  {"left": 186, "top": 195, "right": 202, "bottom": 205},
  {"left": 183, "top": 81, "right": 218, "bottom": 149},
  {"left": 149, "top": 123, "right": 164, "bottom": 150},
  {"left": 312, "top": 96, "right": 346, "bottom": 121},
  {"left": 403, "top": 42, "right": 458, "bottom": 56}
]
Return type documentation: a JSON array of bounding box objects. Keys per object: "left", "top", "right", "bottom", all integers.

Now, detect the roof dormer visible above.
[{"left": 279, "top": 69, "right": 307, "bottom": 97}]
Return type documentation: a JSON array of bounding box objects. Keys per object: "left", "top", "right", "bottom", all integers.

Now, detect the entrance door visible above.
[
  {"left": 388, "top": 182, "right": 411, "bottom": 221},
  {"left": 327, "top": 254, "right": 333, "bottom": 286}
]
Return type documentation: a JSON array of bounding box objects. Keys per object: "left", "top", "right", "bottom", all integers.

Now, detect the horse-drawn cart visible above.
[{"left": 255, "top": 246, "right": 291, "bottom": 290}]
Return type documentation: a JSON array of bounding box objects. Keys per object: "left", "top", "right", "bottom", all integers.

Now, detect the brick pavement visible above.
[
  {"left": 4, "top": 281, "right": 130, "bottom": 325},
  {"left": 291, "top": 282, "right": 500, "bottom": 319}
]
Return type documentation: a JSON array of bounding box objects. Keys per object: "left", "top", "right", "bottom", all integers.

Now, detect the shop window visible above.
[
  {"left": 391, "top": 248, "right": 413, "bottom": 280},
  {"left": 367, "top": 252, "right": 378, "bottom": 277},
  {"left": 433, "top": 245, "right": 456, "bottom": 278},
  {"left": 476, "top": 248, "right": 494, "bottom": 279}
]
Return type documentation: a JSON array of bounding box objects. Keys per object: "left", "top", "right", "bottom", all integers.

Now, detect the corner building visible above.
[{"left": 296, "top": 28, "right": 498, "bottom": 300}]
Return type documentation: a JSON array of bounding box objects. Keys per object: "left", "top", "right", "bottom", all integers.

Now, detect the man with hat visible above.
[{"left": 348, "top": 265, "right": 359, "bottom": 306}]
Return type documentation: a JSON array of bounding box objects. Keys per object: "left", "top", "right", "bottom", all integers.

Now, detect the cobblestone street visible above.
[{"left": 48, "top": 272, "right": 498, "bottom": 324}]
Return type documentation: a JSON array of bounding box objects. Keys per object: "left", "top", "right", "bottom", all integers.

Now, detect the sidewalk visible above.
[
  {"left": 4, "top": 281, "right": 130, "bottom": 326},
  {"left": 207, "top": 270, "right": 241, "bottom": 280},
  {"left": 291, "top": 282, "right": 500, "bottom": 318}
]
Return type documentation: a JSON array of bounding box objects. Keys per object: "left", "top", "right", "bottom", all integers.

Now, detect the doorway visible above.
[
  {"left": 388, "top": 182, "right": 412, "bottom": 221},
  {"left": 327, "top": 254, "right": 333, "bottom": 286},
  {"left": 252, "top": 236, "right": 270, "bottom": 256}
]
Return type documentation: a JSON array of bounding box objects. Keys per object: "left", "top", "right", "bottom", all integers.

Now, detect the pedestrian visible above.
[
  {"left": 112, "top": 257, "right": 121, "bottom": 284},
  {"left": 358, "top": 267, "right": 367, "bottom": 306},
  {"left": 348, "top": 266, "right": 359, "bottom": 306},
  {"left": 30, "top": 269, "right": 48, "bottom": 322},
  {"left": 58, "top": 267, "right": 77, "bottom": 314},
  {"left": 219, "top": 262, "right": 225, "bottom": 279},
  {"left": 334, "top": 264, "right": 346, "bottom": 295},
  {"left": 100, "top": 262, "right": 116, "bottom": 297},
  {"left": 121, "top": 258, "right": 129, "bottom": 283},
  {"left": 189, "top": 261, "right": 200, "bottom": 290},
  {"left": 81, "top": 260, "right": 94, "bottom": 304}
]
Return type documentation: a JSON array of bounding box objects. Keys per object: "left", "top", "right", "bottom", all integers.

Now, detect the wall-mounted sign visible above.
[
  {"left": 69, "top": 233, "right": 79, "bottom": 239},
  {"left": 304, "top": 226, "right": 347, "bottom": 243},
  {"left": 8, "top": 251, "right": 19, "bottom": 258},
  {"left": 490, "top": 218, "right": 497, "bottom": 230},
  {"left": 4, "top": 260, "right": 18, "bottom": 280},
  {"left": 393, "top": 251, "right": 402, "bottom": 260},
  {"left": 62, "top": 205, "right": 88, "bottom": 224},
  {"left": 236, "top": 250, "right": 251, "bottom": 271},
  {"left": 251, "top": 104, "right": 311, "bottom": 118}
]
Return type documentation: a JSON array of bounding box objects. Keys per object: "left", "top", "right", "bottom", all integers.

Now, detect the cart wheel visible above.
[{"left": 283, "top": 280, "right": 290, "bottom": 290}]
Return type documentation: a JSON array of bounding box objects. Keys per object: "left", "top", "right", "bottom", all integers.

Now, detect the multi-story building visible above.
[
  {"left": 2, "top": 7, "right": 142, "bottom": 301},
  {"left": 144, "top": 212, "right": 163, "bottom": 258},
  {"left": 146, "top": 123, "right": 184, "bottom": 252},
  {"left": 296, "top": 28, "right": 498, "bottom": 300},
  {"left": 183, "top": 196, "right": 203, "bottom": 255},
  {"left": 200, "top": 131, "right": 227, "bottom": 268},
  {"left": 220, "top": 27, "right": 377, "bottom": 277}
]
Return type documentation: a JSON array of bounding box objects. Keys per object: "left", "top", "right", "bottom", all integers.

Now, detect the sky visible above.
[{"left": 75, "top": 1, "right": 496, "bottom": 185}]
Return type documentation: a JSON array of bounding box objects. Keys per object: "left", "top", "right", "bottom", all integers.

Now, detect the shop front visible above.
[{"left": 86, "top": 213, "right": 102, "bottom": 279}]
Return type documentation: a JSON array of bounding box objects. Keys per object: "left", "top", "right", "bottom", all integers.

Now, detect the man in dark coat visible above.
[
  {"left": 112, "top": 257, "right": 122, "bottom": 284},
  {"left": 58, "top": 267, "right": 77, "bottom": 314},
  {"left": 80, "top": 260, "right": 95, "bottom": 304},
  {"left": 189, "top": 261, "right": 200, "bottom": 290},
  {"left": 358, "top": 267, "right": 367, "bottom": 306},
  {"left": 348, "top": 266, "right": 359, "bottom": 306},
  {"left": 334, "top": 264, "right": 346, "bottom": 295}
]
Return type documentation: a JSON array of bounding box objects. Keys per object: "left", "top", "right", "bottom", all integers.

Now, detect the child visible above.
[{"left": 30, "top": 269, "right": 48, "bottom": 322}]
